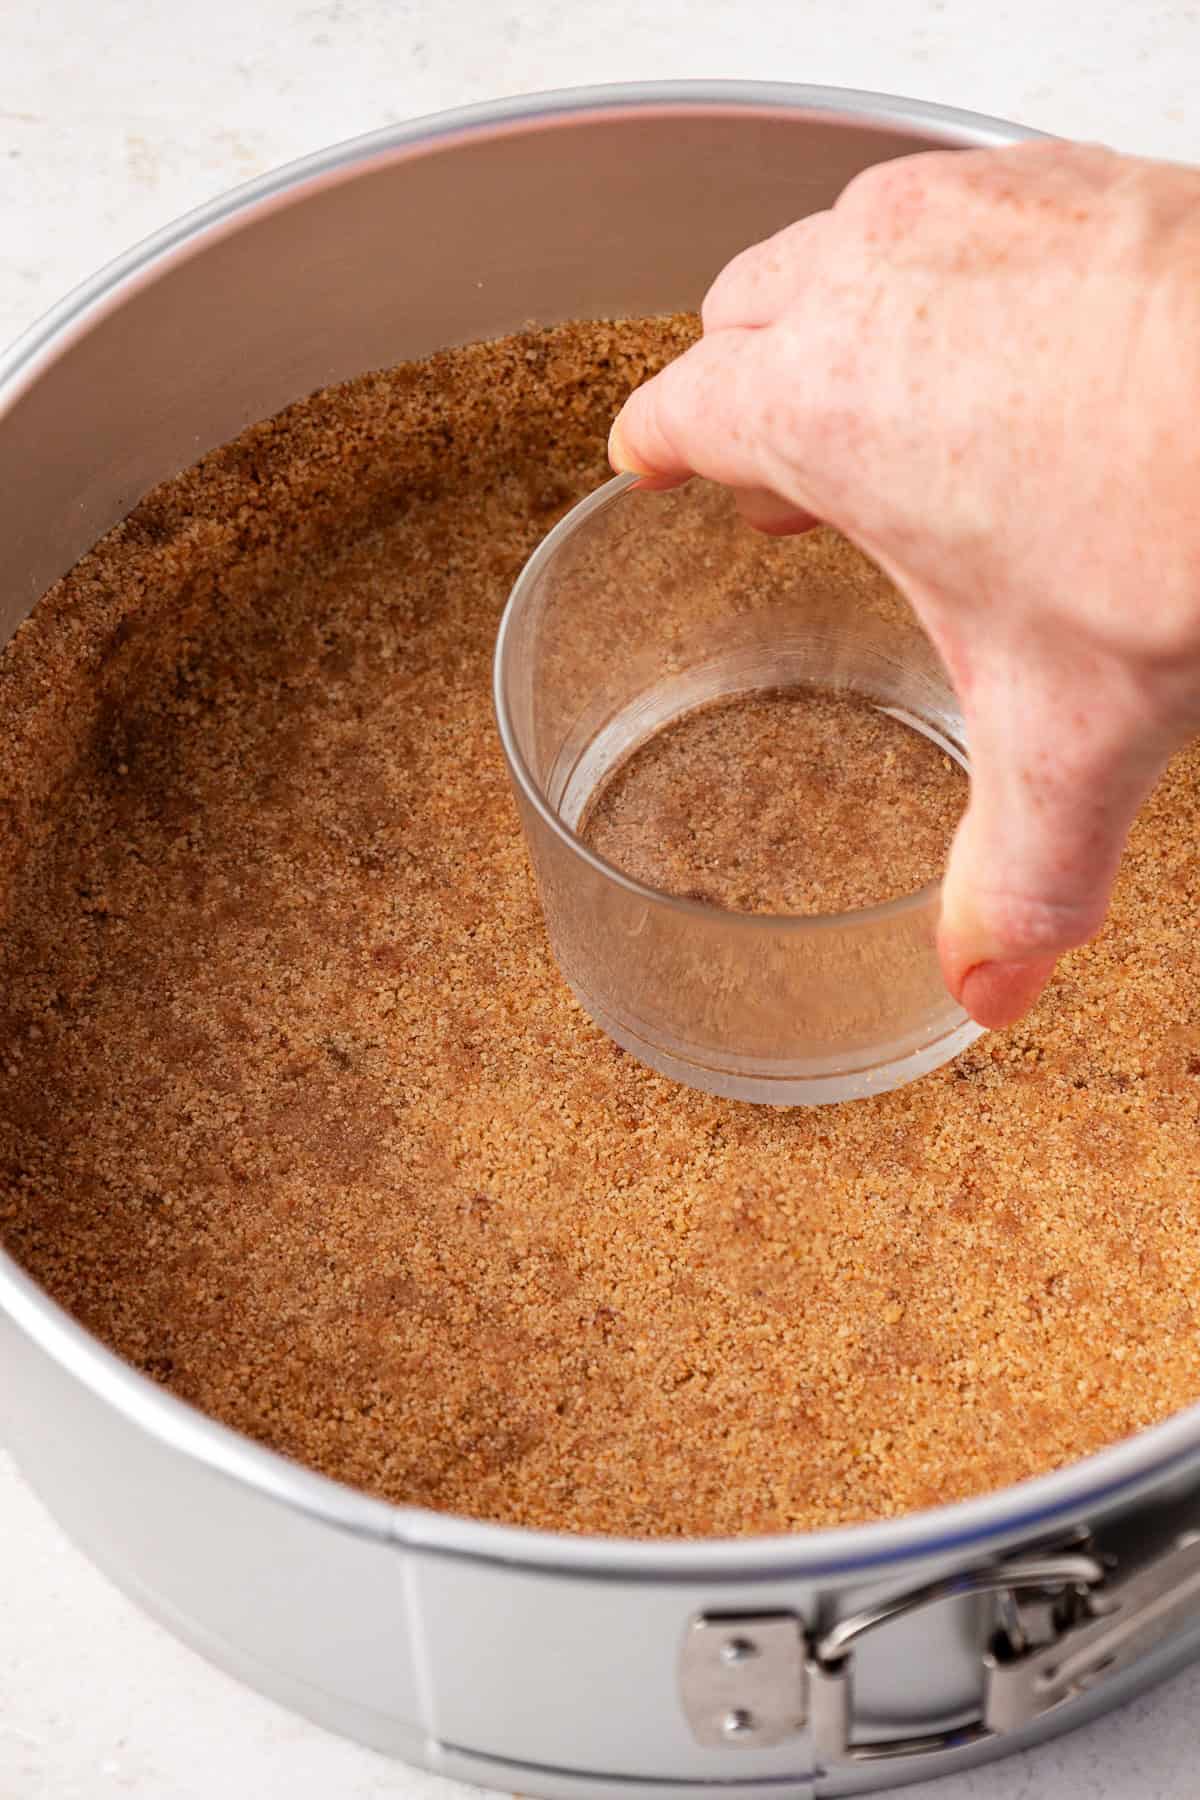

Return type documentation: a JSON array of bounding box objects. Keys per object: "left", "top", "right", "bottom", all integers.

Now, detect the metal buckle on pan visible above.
[
  {"left": 680, "top": 1534, "right": 1200, "bottom": 1764},
  {"left": 982, "top": 1531, "right": 1200, "bottom": 1738},
  {"left": 807, "top": 1549, "right": 1103, "bottom": 1764}
]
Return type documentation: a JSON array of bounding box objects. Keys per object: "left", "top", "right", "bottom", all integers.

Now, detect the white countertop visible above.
[{"left": 4, "top": 4, "right": 1200, "bottom": 1796}]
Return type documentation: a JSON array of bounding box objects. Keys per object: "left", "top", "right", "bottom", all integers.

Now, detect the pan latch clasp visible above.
[{"left": 682, "top": 1534, "right": 1200, "bottom": 1765}]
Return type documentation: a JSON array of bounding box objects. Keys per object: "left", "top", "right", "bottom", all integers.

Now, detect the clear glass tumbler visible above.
[{"left": 494, "top": 475, "right": 983, "bottom": 1104}]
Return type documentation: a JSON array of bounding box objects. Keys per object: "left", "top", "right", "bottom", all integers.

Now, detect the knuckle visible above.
[
  {"left": 701, "top": 220, "right": 810, "bottom": 333},
  {"left": 953, "top": 140, "right": 1123, "bottom": 216},
  {"left": 834, "top": 159, "right": 896, "bottom": 222},
  {"left": 835, "top": 149, "right": 957, "bottom": 225},
  {"left": 702, "top": 245, "right": 742, "bottom": 308},
  {"left": 700, "top": 256, "right": 750, "bottom": 332},
  {"left": 972, "top": 889, "right": 1104, "bottom": 957}
]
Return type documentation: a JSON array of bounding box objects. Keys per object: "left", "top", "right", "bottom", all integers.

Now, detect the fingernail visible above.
[
  {"left": 607, "top": 412, "right": 648, "bottom": 475},
  {"left": 607, "top": 415, "right": 682, "bottom": 491},
  {"left": 958, "top": 956, "right": 1058, "bottom": 1031}
]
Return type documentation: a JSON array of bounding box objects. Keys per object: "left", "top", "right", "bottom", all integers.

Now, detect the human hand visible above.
[{"left": 609, "top": 141, "right": 1200, "bottom": 1030}]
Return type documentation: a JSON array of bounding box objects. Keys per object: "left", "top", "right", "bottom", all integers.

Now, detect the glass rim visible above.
[{"left": 494, "top": 471, "right": 949, "bottom": 936}]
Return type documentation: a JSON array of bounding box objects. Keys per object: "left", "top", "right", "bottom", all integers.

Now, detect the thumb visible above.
[
  {"left": 937, "top": 660, "right": 1171, "bottom": 1030},
  {"left": 609, "top": 323, "right": 811, "bottom": 497}
]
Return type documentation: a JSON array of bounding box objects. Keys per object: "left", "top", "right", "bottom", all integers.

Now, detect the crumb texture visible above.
[
  {"left": 583, "top": 688, "right": 965, "bottom": 913},
  {"left": 2, "top": 317, "right": 1200, "bottom": 1540}
]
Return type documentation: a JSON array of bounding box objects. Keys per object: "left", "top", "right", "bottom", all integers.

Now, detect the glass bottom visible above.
[
  {"left": 537, "top": 629, "right": 978, "bottom": 1106},
  {"left": 566, "top": 974, "right": 985, "bottom": 1107}
]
